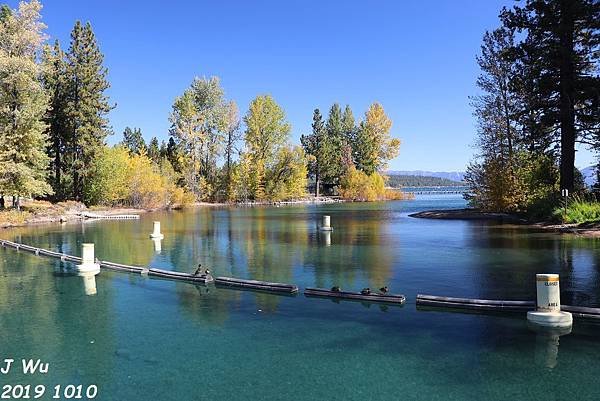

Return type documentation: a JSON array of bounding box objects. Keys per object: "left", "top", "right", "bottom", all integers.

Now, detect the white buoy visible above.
[
  {"left": 76, "top": 243, "right": 100, "bottom": 274},
  {"left": 320, "top": 215, "right": 333, "bottom": 231},
  {"left": 150, "top": 221, "right": 164, "bottom": 239},
  {"left": 527, "top": 274, "right": 572, "bottom": 328}
]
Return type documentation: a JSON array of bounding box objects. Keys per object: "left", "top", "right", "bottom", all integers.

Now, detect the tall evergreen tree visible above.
[
  {"left": 42, "top": 40, "right": 68, "bottom": 199},
  {"left": 465, "top": 28, "right": 529, "bottom": 212},
  {"left": 300, "top": 109, "right": 330, "bottom": 197},
  {"left": 122, "top": 127, "right": 146, "bottom": 155},
  {"left": 64, "top": 21, "right": 113, "bottom": 200},
  {"left": 502, "top": 0, "right": 600, "bottom": 191},
  {"left": 323, "top": 103, "right": 345, "bottom": 186},
  {"left": 147, "top": 137, "right": 160, "bottom": 163},
  {"left": 165, "top": 137, "right": 180, "bottom": 172},
  {"left": 342, "top": 105, "right": 355, "bottom": 145},
  {"left": 0, "top": 0, "right": 52, "bottom": 209}
]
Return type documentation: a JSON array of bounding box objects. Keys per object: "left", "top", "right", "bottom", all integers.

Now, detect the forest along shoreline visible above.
[
  {"left": 0, "top": 197, "right": 350, "bottom": 229},
  {"left": 409, "top": 209, "right": 600, "bottom": 237}
]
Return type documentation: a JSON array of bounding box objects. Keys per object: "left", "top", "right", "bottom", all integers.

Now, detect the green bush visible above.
[{"left": 553, "top": 195, "right": 600, "bottom": 224}]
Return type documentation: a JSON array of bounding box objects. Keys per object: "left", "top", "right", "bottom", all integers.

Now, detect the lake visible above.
[{"left": 1, "top": 194, "right": 600, "bottom": 401}]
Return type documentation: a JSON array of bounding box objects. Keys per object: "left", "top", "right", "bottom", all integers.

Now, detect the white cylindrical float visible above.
[
  {"left": 76, "top": 243, "right": 100, "bottom": 273},
  {"left": 150, "top": 221, "right": 164, "bottom": 239},
  {"left": 320, "top": 215, "right": 333, "bottom": 231},
  {"left": 527, "top": 274, "right": 572, "bottom": 328}
]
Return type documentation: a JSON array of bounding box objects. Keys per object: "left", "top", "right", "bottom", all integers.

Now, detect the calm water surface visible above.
[{"left": 1, "top": 195, "right": 600, "bottom": 401}]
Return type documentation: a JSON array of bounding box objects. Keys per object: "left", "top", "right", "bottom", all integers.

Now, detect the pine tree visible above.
[
  {"left": 147, "top": 137, "right": 160, "bottom": 163},
  {"left": 122, "top": 127, "right": 146, "bottom": 155},
  {"left": 342, "top": 105, "right": 355, "bottom": 146},
  {"left": 0, "top": 0, "right": 52, "bottom": 209},
  {"left": 323, "top": 103, "right": 344, "bottom": 187},
  {"left": 165, "top": 137, "right": 180, "bottom": 172},
  {"left": 42, "top": 40, "right": 68, "bottom": 199},
  {"left": 301, "top": 109, "right": 330, "bottom": 197},
  {"left": 502, "top": 0, "right": 600, "bottom": 191},
  {"left": 465, "top": 27, "right": 526, "bottom": 212},
  {"left": 64, "top": 21, "right": 113, "bottom": 201}
]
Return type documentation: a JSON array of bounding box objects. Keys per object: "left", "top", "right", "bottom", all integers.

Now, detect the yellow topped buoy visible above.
[{"left": 527, "top": 274, "right": 572, "bottom": 328}]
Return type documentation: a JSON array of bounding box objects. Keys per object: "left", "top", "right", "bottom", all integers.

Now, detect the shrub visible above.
[
  {"left": 339, "top": 168, "right": 411, "bottom": 201},
  {"left": 84, "top": 145, "right": 194, "bottom": 209},
  {"left": 0, "top": 209, "right": 31, "bottom": 226},
  {"left": 553, "top": 195, "right": 600, "bottom": 224}
]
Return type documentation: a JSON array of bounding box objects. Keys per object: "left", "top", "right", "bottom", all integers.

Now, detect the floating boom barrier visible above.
[
  {"left": 80, "top": 212, "right": 140, "bottom": 220},
  {"left": 4, "top": 238, "right": 600, "bottom": 317},
  {"left": 304, "top": 287, "right": 406, "bottom": 305},
  {"left": 0, "top": 239, "right": 252, "bottom": 290},
  {"left": 416, "top": 294, "right": 600, "bottom": 321},
  {"left": 215, "top": 276, "right": 298, "bottom": 294}
]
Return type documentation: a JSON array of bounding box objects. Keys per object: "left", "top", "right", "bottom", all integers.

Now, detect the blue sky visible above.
[{"left": 26, "top": 0, "right": 596, "bottom": 170}]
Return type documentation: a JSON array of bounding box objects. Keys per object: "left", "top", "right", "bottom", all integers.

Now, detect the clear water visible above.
[{"left": 1, "top": 195, "right": 600, "bottom": 401}]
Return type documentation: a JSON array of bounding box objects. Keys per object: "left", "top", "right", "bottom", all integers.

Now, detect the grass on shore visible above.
[
  {"left": 0, "top": 209, "right": 31, "bottom": 226},
  {"left": 553, "top": 195, "right": 600, "bottom": 224}
]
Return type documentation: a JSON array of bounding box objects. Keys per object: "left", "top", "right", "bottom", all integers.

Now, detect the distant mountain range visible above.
[
  {"left": 581, "top": 166, "right": 596, "bottom": 187},
  {"left": 386, "top": 170, "right": 466, "bottom": 182},
  {"left": 387, "top": 166, "right": 598, "bottom": 187}
]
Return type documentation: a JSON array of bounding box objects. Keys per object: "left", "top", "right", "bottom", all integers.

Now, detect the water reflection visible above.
[
  {"left": 152, "top": 238, "right": 162, "bottom": 254},
  {"left": 52, "top": 261, "right": 99, "bottom": 296},
  {"left": 528, "top": 323, "right": 572, "bottom": 369},
  {"left": 464, "top": 224, "right": 600, "bottom": 305},
  {"left": 0, "top": 249, "right": 114, "bottom": 387}
]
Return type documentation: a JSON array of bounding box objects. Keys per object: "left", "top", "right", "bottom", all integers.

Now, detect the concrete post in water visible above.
[
  {"left": 527, "top": 274, "right": 572, "bottom": 328},
  {"left": 150, "top": 221, "right": 164, "bottom": 239},
  {"left": 323, "top": 230, "right": 331, "bottom": 246},
  {"left": 320, "top": 215, "right": 333, "bottom": 231},
  {"left": 76, "top": 243, "right": 100, "bottom": 274}
]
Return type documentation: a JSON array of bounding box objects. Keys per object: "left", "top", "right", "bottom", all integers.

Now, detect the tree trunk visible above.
[
  {"left": 54, "top": 138, "right": 61, "bottom": 199},
  {"left": 315, "top": 175, "right": 320, "bottom": 198},
  {"left": 559, "top": 0, "right": 576, "bottom": 191},
  {"left": 0, "top": 196, "right": 4, "bottom": 209}
]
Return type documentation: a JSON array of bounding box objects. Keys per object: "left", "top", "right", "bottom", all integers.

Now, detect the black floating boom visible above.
[
  {"left": 416, "top": 294, "right": 600, "bottom": 321},
  {"left": 305, "top": 287, "right": 406, "bottom": 305},
  {"left": 215, "top": 276, "right": 298, "bottom": 294}
]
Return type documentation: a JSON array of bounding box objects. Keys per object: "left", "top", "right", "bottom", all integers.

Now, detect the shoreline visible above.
[
  {"left": 0, "top": 197, "right": 347, "bottom": 229},
  {"left": 409, "top": 208, "right": 600, "bottom": 237}
]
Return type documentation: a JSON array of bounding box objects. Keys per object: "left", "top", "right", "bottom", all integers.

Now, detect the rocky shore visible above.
[{"left": 409, "top": 208, "right": 600, "bottom": 237}]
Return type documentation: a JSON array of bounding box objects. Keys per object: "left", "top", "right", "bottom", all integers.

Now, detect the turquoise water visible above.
[{"left": 1, "top": 195, "right": 600, "bottom": 400}]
